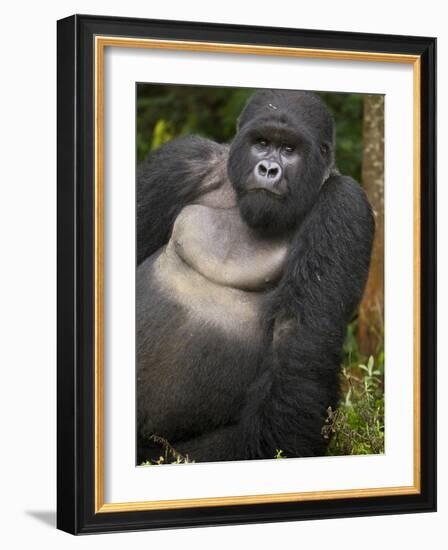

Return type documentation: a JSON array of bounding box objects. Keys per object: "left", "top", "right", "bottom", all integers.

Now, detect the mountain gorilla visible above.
[{"left": 136, "top": 89, "right": 374, "bottom": 464}]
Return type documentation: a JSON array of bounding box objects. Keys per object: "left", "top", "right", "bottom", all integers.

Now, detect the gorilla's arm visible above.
[
  {"left": 137, "top": 136, "right": 227, "bottom": 264},
  {"left": 175, "top": 175, "right": 375, "bottom": 461}
]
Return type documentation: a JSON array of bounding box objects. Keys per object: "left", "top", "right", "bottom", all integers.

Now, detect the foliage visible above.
[
  {"left": 324, "top": 320, "right": 385, "bottom": 456},
  {"left": 274, "top": 449, "right": 286, "bottom": 459},
  {"left": 319, "top": 92, "right": 364, "bottom": 182},
  {"left": 137, "top": 84, "right": 254, "bottom": 162},
  {"left": 136, "top": 85, "right": 364, "bottom": 181},
  {"left": 140, "top": 435, "right": 195, "bottom": 466}
]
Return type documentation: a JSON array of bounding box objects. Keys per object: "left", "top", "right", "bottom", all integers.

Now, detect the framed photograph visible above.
[{"left": 57, "top": 14, "right": 436, "bottom": 534}]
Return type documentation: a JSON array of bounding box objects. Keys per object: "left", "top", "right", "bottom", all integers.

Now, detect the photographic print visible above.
[
  {"left": 57, "top": 15, "right": 435, "bottom": 533},
  {"left": 136, "top": 84, "right": 384, "bottom": 465}
]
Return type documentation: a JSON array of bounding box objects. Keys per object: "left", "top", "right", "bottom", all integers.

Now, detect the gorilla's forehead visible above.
[
  {"left": 245, "top": 117, "right": 315, "bottom": 144},
  {"left": 238, "top": 90, "right": 335, "bottom": 143}
]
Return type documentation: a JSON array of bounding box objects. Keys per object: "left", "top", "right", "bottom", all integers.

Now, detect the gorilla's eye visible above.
[
  {"left": 282, "top": 144, "right": 294, "bottom": 154},
  {"left": 256, "top": 138, "right": 269, "bottom": 149}
]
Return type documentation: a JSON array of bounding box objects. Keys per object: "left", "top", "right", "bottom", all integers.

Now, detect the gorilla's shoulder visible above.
[
  {"left": 137, "top": 136, "right": 230, "bottom": 200},
  {"left": 137, "top": 136, "right": 230, "bottom": 264},
  {"left": 323, "top": 173, "right": 373, "bottom": 220},
  {"left": 140, "top": 135, "right": 229, "bottom": 169}
]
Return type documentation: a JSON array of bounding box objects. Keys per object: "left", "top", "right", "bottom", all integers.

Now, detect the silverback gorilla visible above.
[{"left": 136, "top": 89, "right": 374, "bottom": 464}]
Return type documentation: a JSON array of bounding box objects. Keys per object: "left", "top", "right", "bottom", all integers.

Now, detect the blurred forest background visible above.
[{"left": 137, "top": 84, "right": 385, "bottom": 457}]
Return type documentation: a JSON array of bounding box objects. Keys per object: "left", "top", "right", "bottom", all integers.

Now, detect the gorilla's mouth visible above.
[
  {"left": 246, "top": 187, "right": 286, "bottom": 199},
  {"left": 237, "top": 189, "right": 295, "bottom": 237}
]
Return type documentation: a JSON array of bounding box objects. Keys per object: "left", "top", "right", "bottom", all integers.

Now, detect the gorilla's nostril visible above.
[
  {"left": 268, "top": 167, "right": 279, "bottom": 179},
  {"left": 258, "top": 163, "right": 267, "bottom": 176}
]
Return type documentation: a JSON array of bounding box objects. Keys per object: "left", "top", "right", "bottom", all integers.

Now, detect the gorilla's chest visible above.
[
  {"left": 172, "top": 205, "right": 289, "bottom": 290},
  {"left": 137, "top": 204, "right": 290, "bottom": 438},
  {"left": 152, "top": 205, "right": 289, "bottom": 336}
]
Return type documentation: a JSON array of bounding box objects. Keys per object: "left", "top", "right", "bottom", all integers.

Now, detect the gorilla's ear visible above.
[{"left": 320, "top": 141, "right": 334, "bottom": 163}]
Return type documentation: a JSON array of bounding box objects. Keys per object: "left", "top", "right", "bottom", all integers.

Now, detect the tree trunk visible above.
[{"left": 357, "top": 95, "right": 384, "bottom": 357}]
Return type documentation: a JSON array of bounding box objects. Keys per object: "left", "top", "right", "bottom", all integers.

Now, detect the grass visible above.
[
  {"left": 323, "top": 320, "right": 385, "bottom": 456},
  {"left": 140, "top": 435, "right": 195, "bottom": 466}
]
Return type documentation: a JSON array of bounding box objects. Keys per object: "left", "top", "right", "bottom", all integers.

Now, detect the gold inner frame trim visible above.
[{"left": 94, "top": 35, "right": 422, "bottom": 513}]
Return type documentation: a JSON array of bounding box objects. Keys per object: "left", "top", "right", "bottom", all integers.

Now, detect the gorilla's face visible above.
[
  {"left": 227, "top": 90, "right": 335, "bottom": 236},
  {"left": 246, "top": 131, "right": 302, "bottom": 198}
]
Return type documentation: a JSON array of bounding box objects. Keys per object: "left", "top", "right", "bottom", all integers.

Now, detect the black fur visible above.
[{"left": 137, "top": 90, "right": 374, "bottom": 463}]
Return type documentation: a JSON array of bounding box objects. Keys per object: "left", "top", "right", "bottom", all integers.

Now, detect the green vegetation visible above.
[
  {"left": 320, "top": 92, "right": 364, "bottom": 182},
  {"left": 324, "top": 320, "right": 385, "bottom": 456},
  {"left": 140, "top": 435, "right": 195, "bottom": 466},
  {"left": 137, "top": 84, "right": 254, "bottom": 163}
]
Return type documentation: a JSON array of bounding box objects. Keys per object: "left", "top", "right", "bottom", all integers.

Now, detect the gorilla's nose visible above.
[{"left": 255, "top": 160, "right": 282, "bottom": 186}]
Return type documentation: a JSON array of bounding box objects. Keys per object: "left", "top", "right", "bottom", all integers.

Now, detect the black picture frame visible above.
[{"left": 57, "top": 14, "right": 436, "bottom": 535}]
